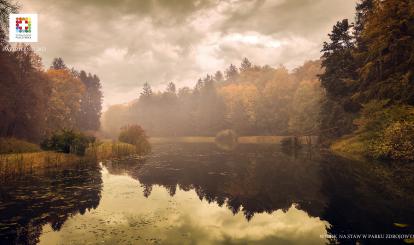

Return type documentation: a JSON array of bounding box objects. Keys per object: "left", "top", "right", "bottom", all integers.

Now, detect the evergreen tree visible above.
[
  {"left": 354, "top": 0, "right": 374, "bottom": 40},
  {"left": 356, "top": 0, "right": 414, "bottom": 104},
  {"left": 319, "top": 19, "right": 358, "bottom": 141},
  {"left": 141, "top": 82, "right": 153, "bottom": 97},
  {"left": 50, "top": 57, "right": 67, "bottom": 70},
  {"left": 77, "top": 71, "right": 103, "bottom": 131},
  {"left": 225, "top": 64, "right": 239, "bottom": 81},
  {"left": 240, "top": 58, "right": 252, "bottom": 72},
  {"left": 320, "top": 19, "right": 357, "bottom": 98}
]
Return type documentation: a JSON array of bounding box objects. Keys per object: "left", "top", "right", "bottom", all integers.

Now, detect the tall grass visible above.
[
  {"left": 85, "top": 141, "right": 138, "bottom": 161},
  {"left": 0, "top": 151, "right": 86, "bottom": 180},
  {"left": 0, "top": 137, "right": 41, "bottom": 154},
  {"left": 0, "top": 141, "right": 140, "bottom": 180}
]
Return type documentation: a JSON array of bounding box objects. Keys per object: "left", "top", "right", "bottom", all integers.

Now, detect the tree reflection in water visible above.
[
  {"left": 1, "top": 143, "right": 414, "bottom": 244},
  {"left": 0, "top": 164, "right": 102, "bottom": 245},
  {"left": 104, "top": 143, "right": 326, "bottom": 221},
  {"left": 104, "top": 143, "right": 414, "bottom": 245}
]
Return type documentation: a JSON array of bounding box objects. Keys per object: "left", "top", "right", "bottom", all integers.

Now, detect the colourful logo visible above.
[
  {"left": 15, "top": 17, "right": 31, "bottom": 33},
  {"left": 9, "top": 14, "right": 38, "bottom": 42}
]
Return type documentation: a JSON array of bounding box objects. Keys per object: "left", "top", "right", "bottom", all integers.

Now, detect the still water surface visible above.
[{"left": 1, "top": 143, "right": 414, "bottom": 244}]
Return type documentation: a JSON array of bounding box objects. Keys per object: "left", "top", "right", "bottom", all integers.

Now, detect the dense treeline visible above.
[
  {"left": 320, "top": 0, "right": 414, "bottom": 160},
  {"left": 0, "top": 3, "right": 103, "bottom": 142},
  {"left": 102, "top": 59, "right": 323, "bottom": 137}
]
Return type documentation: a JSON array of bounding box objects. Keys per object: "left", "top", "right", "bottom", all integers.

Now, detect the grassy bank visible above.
[
  {"left": 330, "top": 102, "right": 414, "bottom": 163},
  {"left": 330, "top": 135, "right": 369, "bottom": 162},
  {"left": 0, "top": 141, "right": 140, "bottom": 180}
]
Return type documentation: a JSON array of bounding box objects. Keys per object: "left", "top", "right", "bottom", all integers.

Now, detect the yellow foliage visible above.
[
  {"left": 219, "top": 83, "right": 259, "bottom": 123},
  {"left": 46, "top": 69, "right": 86, "bottom": 134},
  {"left": 330, "top": 135, "right": 368, "bottom": 161}
]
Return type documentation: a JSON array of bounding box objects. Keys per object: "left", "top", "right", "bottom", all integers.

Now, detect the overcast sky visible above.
[{"left": 21, "top": 0, "right": 357, "bottom": 108}]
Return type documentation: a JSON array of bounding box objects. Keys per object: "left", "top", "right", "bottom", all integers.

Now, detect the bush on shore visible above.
[
  {"left": 371, "top": 121, "right": 414, "bottom": 161},
  {"left": 41, "top": 129, "right": 95, "bottom": 156},
  {"left": 118, "top": 124, "right": 151, "bottom": 155}
]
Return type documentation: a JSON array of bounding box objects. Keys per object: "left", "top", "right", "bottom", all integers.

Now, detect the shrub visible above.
[
  {"left": 370, "top": 121, "right": 414, "bottom": 161},
  {"left": 41, "top": 129, "right": 95, "bottom": 156},
  {"left": 0, "top": 138, "right": 41, "bottom": 154},
  {"left": 353, "top": 101, "right": 414, "bottom": 161},
  {"left": 118, "top": 125, "right": 151, "bottom": 155}
]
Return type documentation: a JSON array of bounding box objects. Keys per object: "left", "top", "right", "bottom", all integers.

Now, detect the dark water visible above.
[{"left": 1, "top": 143, "right": 414, "bottom": 245}]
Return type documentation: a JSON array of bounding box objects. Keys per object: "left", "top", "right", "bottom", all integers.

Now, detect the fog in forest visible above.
[
  {"left": 102, "top": 59, "right": 323, "bottom": 138},
  {"left": 1, "top": 0, "right": 414, "bottom": 244}
]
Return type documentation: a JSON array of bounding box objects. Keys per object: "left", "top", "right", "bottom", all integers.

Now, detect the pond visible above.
[{"left": 1, "top": 143, "right": 414, "bottom": 244}]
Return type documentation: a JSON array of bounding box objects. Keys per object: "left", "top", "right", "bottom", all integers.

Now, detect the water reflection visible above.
[
  {"left": 39, "top": 167, "right": 328, "bottom": 245},
  {"left": 105, "top": 144, "right": 326, "bottom": 221},
  {"left": 1, "top": 143, "right": 414, "bottom": 244},
  {"left": 0, "top": 164, "right": 102, "bottom": 245},
  {"left": 102, "top": 143, "right": 414, "bottom": 244},
  {"left": 319, "top": 155, "right": 414, "bottom": 245}
]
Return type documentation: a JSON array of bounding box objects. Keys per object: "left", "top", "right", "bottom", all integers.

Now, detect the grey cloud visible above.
[
  {"left": 31, "top": 0, "right": 219, "bottom": 26},
  {"left": 220, "top": 0, "right": 356, "bottom": 37},
  {"left": 21, "top": 0, "right": 357, "bottom": 107}
]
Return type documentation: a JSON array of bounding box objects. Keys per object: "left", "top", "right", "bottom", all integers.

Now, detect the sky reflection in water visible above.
[
  {"left": 3, "top": 143, "right": 414, "bottom": 245},
  {"left": 39, "top": 166, "right": 328, "bottom": 245}
]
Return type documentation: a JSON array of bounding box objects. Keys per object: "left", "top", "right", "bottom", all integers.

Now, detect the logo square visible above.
[{"left": 9, "top": 14, "right": 38, "bottom": 42}]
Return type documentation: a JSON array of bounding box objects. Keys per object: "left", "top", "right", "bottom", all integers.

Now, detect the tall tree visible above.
[
  {"left": 320, "top": 19, "right": 357, "bottom": 98},
  {"left": 50, "top": 57, "right": 67, "bottom": 70},
  {"left": 225, "top": 64, "right": 239, "bottom": 81},
  {"left": 0, "top": 45, "right": 51, "bottom": 141},
  {"left": 140, "top": 82, "right": 153, "bottom": 98},
  {"left": 77, "top": 71, "right": 103, "bottom": 131},
  {"left": 319, "top": 19, "right": 358, "bottom": 140},
  {"left": 240, "top": 58, "right": 252, "bottom": 72},
  {"left": 356, "top": 0, "right": 414, "bottom": 104},
  {"left": 354, "top": 0, "right": 374, "bottom": 41},
  {"left": 46, "top": 68, "right": 85, "bottom": 135}
]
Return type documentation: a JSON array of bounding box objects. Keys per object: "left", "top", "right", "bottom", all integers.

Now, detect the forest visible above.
[
  {"left": 102, "top": 59, "right": 322, "bottom": 138},
  {"left": 0, "top": 39, "right": 103, "bottom": 142},
  {"left": 103, "top": 0, "right": 414, "bottom": 161}
]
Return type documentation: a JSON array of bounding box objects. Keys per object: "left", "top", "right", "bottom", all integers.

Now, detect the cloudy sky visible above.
[{"left": 21, "top": 0, "right": 357, "bottom": 108}]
